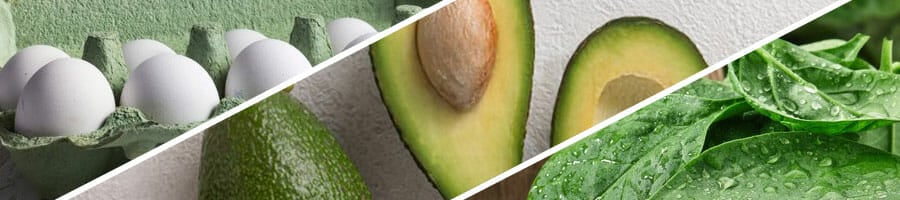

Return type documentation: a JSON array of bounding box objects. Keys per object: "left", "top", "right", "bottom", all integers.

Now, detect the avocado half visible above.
[
  {"left": 551, "top": 17, "right": 706, "bottom": 145},
  {"left": 369, "top": 0, "right": 534, "bottom": 197}
]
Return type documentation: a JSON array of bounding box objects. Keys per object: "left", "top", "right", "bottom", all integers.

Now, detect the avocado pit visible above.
[
  {"left": 595, "top": 74, "right": 664, "bottom": 122},
  {"left": 416, "top": 0, "right": 497, "bottom": 111}
]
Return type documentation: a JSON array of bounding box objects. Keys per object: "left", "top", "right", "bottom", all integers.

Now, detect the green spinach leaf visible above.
[
  {"left": 800, "top": 34, "right": 873, "bottom": 70},
  {"left": 893, "top": 125, "right": 900, "bottom": 154},
  {"left": 679, "top": 79, "right": 790, "bottom": 149},
  {"left": 532, "top": 34, "right": 900, "bottom": 199},
  {"left": 675, "top": 78, "right": 742, "bottom": 101},
  {"left": 786, "top": 0, "right": 900, "bottom": 62},
  {"left": 651, "top": 132, "right": 900, "bottom": 199},
  {"left": 851, "top": 126, "right": 895, "bottom": 153},
  {"left": 528, "top": 90, "right": 749, "bottom": 199},
  {"left": 729, "top": 39, "right": 900, "bottom": 134},
  {"left": 704, "top": 110, "right": 788, "bottom": 149}
]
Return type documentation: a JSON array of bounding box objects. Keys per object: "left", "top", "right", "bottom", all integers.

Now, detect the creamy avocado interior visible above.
[
  {"left": 551, "top": 17, "right": 707, "bottom": 145},
  {"left": 370, "top": 0, "right": 534, "bottom": 197}
]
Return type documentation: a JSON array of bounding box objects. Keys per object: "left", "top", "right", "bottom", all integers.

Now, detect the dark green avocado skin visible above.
[{"left": 199, "top": 93, "right": 370, "bottom": 199}]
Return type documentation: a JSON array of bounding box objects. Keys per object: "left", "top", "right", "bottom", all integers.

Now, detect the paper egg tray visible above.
[
  {"left": 0, "top": 0, "right": 427, "bottom": 197},
  {"left": 0, "top": 98, "right": 239, "bottom": 197}
]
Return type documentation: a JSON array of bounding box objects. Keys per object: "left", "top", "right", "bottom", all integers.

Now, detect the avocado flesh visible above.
[
  {"left": 198, "top": 93, "right": 370, "bottom": 199},
  {"left": 370, "top": 0, "right": 534, "bottom": 197},
  {"left": 551, "top": 17, "right": 706, "bottom": 145}
]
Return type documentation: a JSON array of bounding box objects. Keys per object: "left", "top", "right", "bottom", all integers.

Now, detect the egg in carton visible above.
[
  {"left": 0, "top": 0, "right": 426, "bottom": 196},
  {"left": 0, "top": 26, "right": 253, "bottom": 197}
]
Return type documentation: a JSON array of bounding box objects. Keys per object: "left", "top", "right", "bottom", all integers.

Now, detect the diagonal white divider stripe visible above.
[
  {"left": 452, "top": 0, "right": 850, "bottom": 199},
  {"left": 56, "top": 0, "right": 458, "bottom": 199}
]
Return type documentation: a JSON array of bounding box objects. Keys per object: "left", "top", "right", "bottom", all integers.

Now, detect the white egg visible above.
[
  {"left": 225, "top": 39, "right": 311, "bottom": 99},
  {"left": 122, "top": 39, "right": 176, "bottom": 72},
  {"left": 327, "top": 18, "right": 377, "bottom": 54},
  {"left": 0, "top": 45, "right": 69, "bottom": 110},
  {"left": 225, "top": 29, "right": 268, "bottom": 60},
  {"left": 121, "top": 54, "right": 220, "bottom": 124},
  {"left": 343, "top": 32, "right": 377, "bottom": 52},
  {"left": 15, "top": 58, "right": 116, "bottom": 137}
]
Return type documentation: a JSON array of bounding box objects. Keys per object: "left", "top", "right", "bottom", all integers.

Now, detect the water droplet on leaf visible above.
[
  {"left": 829, "top": 106, "right": 841, "bottom": 116},
  {"left": 718, "top": 177, "right": 737, "bottom": 190},
  {"left": 784, "top": 182, "right": 797, "bottom": 189},
  {"left": 785, "top": 169, "right": 810, "bottom": 179},
  {"left": 767, "top": 154, "right": 780, "bottom": 164},
  {"left": 779, "top": 138, "right": 791, "bottom": 144},
  {"left": 802, "top": 85, "right": 818, "bottom": 93},
  {"left": 782, "top": 100, "right": 799, "bottom": 112},
  {"left": 818, "top": 158, "right": 833, "bottom": 167}
]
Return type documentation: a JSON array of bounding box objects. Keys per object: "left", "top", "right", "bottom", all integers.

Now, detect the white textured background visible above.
[{"left": 73, "top": 0, "right": 840, "bottom": 199}]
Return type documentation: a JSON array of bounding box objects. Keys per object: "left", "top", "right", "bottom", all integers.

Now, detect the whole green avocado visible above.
[{"left": 198, "top": 93, "right": 370, "bottom": 199}]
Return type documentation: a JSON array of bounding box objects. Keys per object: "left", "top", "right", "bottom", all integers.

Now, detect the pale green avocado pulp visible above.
[
  {"left": 551, "top": 17, "right": 707, "bottom": 145},
  {"left": 371, "top": 0, "right": 534, "bottom": 197}
]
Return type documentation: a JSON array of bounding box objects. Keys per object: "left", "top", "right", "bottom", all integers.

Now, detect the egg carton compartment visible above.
[
  {"left": 0, "top": 26, "right": 253, "bottom": 198},
  {"left": 0, "top": 98, "right": 239, "bottom": 197},
  {"left": 0, "top": 0, "right": 438, "bottom": 63},
  {"left": 0, "top": 0, "right": 429, "bottom": 198}
]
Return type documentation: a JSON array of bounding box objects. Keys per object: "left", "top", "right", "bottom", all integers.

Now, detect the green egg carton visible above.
[
  {"left": 0, "top": 0, "right": 437, "bottom": 63},
  {"left": 0, "top": 0, "right": 431, "bottom": 198},
  {"left": 0, "top": 98, "right": 241, "bottom": 197}
]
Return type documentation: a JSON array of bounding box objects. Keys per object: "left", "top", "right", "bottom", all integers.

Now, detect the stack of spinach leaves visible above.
[{"left": 529, "top": 34, "right": 900, "bottom": 199}]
